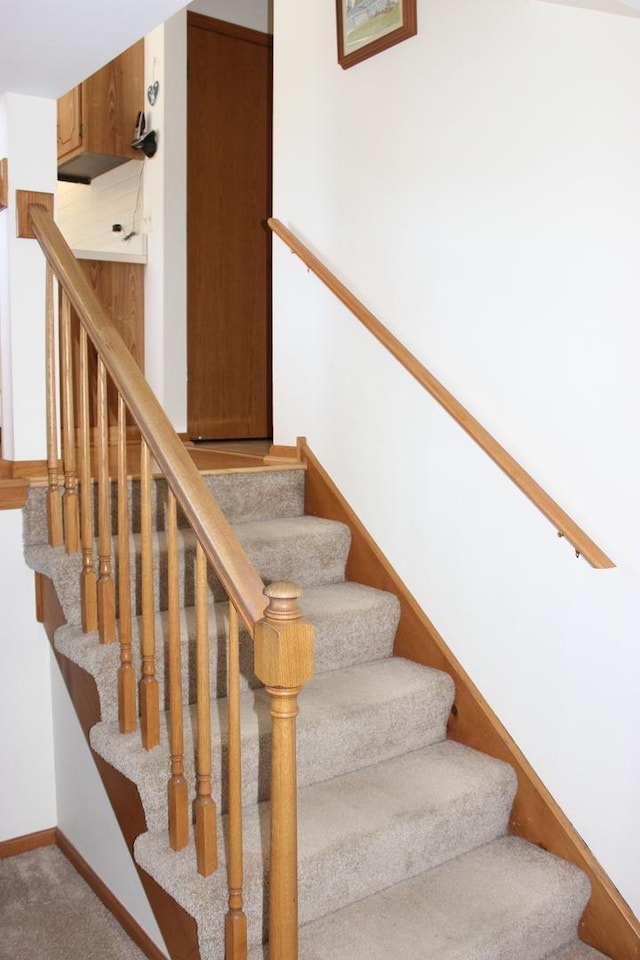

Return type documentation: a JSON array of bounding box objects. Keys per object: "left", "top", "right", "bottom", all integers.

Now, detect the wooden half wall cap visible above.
[{"left": 16, "top": 190, "right": 54, "bottom": 239}]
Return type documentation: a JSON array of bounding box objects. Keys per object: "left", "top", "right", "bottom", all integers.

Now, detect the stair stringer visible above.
[
  {"left": 35, "top": 570, "right": 201, "bottom": 960},
  {"left": 300, "top": 441, "right": 640, "bottom": 960}
]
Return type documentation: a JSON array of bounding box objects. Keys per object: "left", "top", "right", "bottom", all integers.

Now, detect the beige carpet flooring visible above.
[{"left": 0, "top": 845, "right": 151, "bottom": 960}]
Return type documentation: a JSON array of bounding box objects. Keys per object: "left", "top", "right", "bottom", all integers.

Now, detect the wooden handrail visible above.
[
  {"left": 29, "top": 203, "right": 267, "bottom": 629},
  {"left": 268, "top": 218, "right": 614, "bottom": 569},
  {"left": 31, "top": 201, "right": 312, "bottom": 955}
]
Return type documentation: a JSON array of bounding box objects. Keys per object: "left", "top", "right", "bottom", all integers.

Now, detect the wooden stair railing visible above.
[
  {"left": 29, "top": 202, "right": 312, "bottom": 960},
  {"left": 268, "top": 218, "right": 614, "bottom": 570}
]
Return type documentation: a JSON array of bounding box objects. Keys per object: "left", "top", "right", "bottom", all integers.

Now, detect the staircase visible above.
[{"left": 22, "top": 457, "right": 611, "bottom": 960}]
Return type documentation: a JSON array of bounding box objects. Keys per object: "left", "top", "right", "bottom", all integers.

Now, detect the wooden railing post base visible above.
[{"left": 225, "top": 906, "right": 248, "bottom": 960}]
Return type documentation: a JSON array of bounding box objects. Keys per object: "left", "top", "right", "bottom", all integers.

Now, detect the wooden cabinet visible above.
[
  {"left": 68, "top": 258, "right": 145, "bottom": 427},
  {"left": 57, "top": 40, "right": 144, "bottom": 183}
]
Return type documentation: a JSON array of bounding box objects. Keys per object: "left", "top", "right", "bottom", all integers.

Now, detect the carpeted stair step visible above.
[
  {"left": 53, "top": 581, "right": 401, "bottom": 722},
  {"left": 25, "top": 514, "right": 352, "bottom": 627},
  {"left": 134, "top": 740, "right": 517, "bottom": 959},
  {"left": 246, "top": 836, "right": 593, "bottom": 960},
  {"left": 543, "top": 943, "right": 611, "bottom": 959},
  {"left": 91, "top": 656, "right": 455, "bottom": 827},
  {"left": 22, "top": 468, "right": 307, "bottom": 545}
]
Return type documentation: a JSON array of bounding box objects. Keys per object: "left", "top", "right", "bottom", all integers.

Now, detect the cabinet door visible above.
[
  {"left": 57, "top": 87, "right": 82, "bottom": 160},
  {"left": 81, "top": 40, "right": 143, "bottom": 158}
]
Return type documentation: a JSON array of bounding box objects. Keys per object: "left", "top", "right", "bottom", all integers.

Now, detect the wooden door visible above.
[{"left": 187, "top": 14, "right": 273, "bottom": 440}]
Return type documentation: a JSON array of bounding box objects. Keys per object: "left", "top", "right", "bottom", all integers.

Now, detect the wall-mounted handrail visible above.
[{"left": 269, "top": 217, "right": 614, "bottom": 569}]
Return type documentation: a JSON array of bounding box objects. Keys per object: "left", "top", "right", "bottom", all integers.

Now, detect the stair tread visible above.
[
  {"left": 246, "top": 836, "right": 591, "bottom": 960},
  {"left": 25, "top": 513, "right": 353, "bottom": 626},
  {"left": 55, "top": 580, "right": 401, "bottom": 722},
  {"left": 122, "top": 513, "right": 352, "bottom": 588},
  {"left": 91, "top": 656, "right": 455, "bottom": 825},
  {"left": 134, "top": 740, "right": 517, "bottom": 957}
]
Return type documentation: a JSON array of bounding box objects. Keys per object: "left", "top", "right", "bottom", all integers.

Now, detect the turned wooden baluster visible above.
[
  {"left": 59, "top": 291, "right": 79, "bottom": 553},
  {"left": 254, "top": 582, "right": 314, "bottom": 960},
  {"left": 117, "top": 394, "right": 136, "bottom": 733},
  {"left": 140, "top": 438, "right": 160, "bottom": 749},
  {"left": 195, "top": 538, "right": 217, "bottom": 877},
  {"left": 78, "top": 326, "right": 97, "bottom": 632},
  {"left": 167, "top": 487, "right": 189, "bottom": 849},
  {"left": 225, "top": 600, "right": 247, "bottom": 960},
  {"left": 45, "top": 264, "right": 63, "bottom": 547},
  {"left": 96, "top": 356, "right": 116, "bottom": 644}
]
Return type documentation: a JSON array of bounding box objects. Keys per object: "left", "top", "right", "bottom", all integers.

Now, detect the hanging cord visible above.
[{"left": 122, "top": 161, "right": 144, "bottom": 241}]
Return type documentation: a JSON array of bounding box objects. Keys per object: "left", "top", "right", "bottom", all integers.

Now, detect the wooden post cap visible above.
[
  {"left": 263, "top": 581, "right": 303, "bottom": 623},
  {"left": 255, "top": 582, "right": 314, "bottom": 689}
]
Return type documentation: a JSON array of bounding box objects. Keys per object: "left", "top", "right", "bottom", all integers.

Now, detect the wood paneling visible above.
[
  {"left": 301, "top": 441, "right": 640, "bottom": 960},
  {"left": 187, "top": 15, "right": 272, "bottom": 440},
  {"left": 68, "top": 258, "right": 144, "bottom": 427}
]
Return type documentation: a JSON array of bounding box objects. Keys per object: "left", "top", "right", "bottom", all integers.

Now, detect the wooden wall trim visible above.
[
  {"left": 300, "top": 440, "right": 639, "bottom": 960},
  {"left": 0, "top": 828, "right": 56, "bottom": 859},
  {"left": 0, "top": 458, "right": 49, "bottom": 484},
  {"left": 56, "top": 829, "right": 169, "bottom": 960},
  {"left": 0, "top": 478, "right": 28, "bottom": 509},
  {"left": 0, "top": 157, "right": 8, "bottom": 210}
]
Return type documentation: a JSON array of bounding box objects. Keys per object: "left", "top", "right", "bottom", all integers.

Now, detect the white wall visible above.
[
  {"left": 51, "top": 664, "right": 168, "bottom": 953},
  {"left": 0, "top": 510, "right": 57, "bottom": 841},
  {"left": 144, "top": 12, "right": 188, "bottom": 431},
  {"left": 0, "top": 94, "right": 56, "bottom": 461},
  {"left": 272, "top": 0, "right": 640, "bottom": 917}
]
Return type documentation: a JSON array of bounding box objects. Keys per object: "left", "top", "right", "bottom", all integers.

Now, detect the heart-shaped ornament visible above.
[{"left": 147, "top": 81, "right": 159, "bottom": 106}]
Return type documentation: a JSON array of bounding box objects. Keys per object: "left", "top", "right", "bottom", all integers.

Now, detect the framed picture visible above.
[{"left": 336, "top": 0, "right": 417, "bottom": 69}]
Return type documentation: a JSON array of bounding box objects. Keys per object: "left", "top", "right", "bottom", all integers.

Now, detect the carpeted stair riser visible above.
[
  {"left": 135, "top": 740, "right": 517, "bottom": 958},
  {"left": 25, "top": 514, "right": 353, "bottom": 628},
  {"left": 246, "top": 836, "right": 592, "bottom": 960},
  {"left": 54, "top": 581, "right": 400, "bottom": 723},
  {"left": 91, "top": 657, "right": 454, "bottom": 827}
]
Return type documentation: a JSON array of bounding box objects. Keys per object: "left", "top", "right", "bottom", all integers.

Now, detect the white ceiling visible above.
[{"left": 0, "top": 0, "right": 188, "bottom": 99}]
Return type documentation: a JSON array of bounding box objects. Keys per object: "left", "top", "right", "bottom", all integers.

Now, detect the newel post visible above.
[{"left": 254, "top": 582, "right": 314, "bottom": 960}]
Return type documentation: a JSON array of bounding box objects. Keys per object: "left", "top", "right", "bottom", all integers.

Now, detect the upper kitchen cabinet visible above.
[{"left": 57, "top": 40, "right": 144, "bottom": 183}]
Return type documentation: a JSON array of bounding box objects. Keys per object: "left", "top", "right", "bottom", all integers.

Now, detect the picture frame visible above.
[{"left": 336, "top": 0, "right": 417, "bottom": 70}]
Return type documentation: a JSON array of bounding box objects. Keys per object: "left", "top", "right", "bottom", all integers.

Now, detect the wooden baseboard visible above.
[
  {"left": 301, "top": 440, "right": 640, "bottom": 960},
  {"left": 56, "top": 829, "right": 169, "bottom": 960},
  {"left": 0, "top": 827, "right": 56, "bottom": 859}
]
